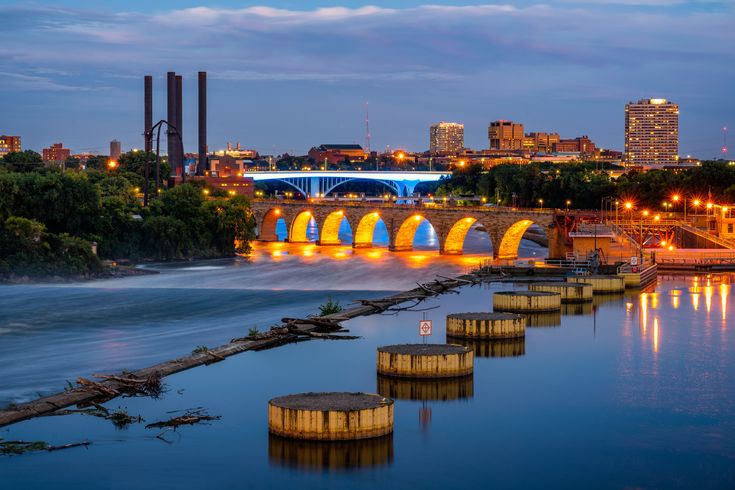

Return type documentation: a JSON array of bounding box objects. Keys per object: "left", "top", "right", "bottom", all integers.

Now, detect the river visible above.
[{"left": 0, "top": 227, "right": 733, "bottom": 488}]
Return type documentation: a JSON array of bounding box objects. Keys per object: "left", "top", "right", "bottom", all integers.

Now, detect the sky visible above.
[{"left": 0, "top": 1, "right": 733, "bottom": 157}]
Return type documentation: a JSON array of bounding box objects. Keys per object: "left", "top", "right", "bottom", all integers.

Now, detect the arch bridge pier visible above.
[{"left": 252, "top": 200, "right": 569, "bottom": 260}]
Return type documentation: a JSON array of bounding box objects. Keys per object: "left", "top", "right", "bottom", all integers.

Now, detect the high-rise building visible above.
[
  {"left": 42, "top": 143, "right": 71, "bottom": 163},
  {"left": 488, "top": 121, "right": 524, "bottom": 150},
  {"left": 625, "top": 98, "right": 679, "bottom": 166},
  {"left": 429, "top": 122, "right": 464, "bottom": 154},
  {"left": 110, "top": 140, "right": 122, "bottom": 161},
  {"left": 523, "top": 132, "right": 560, "bottom": 153},
  {"left": 0, "top": 135, "right": 21, "bottom": 156}
]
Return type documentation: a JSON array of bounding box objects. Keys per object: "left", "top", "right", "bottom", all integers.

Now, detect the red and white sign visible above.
[{"left": 419, "top": 320, "right": 433, "bottom": 336}]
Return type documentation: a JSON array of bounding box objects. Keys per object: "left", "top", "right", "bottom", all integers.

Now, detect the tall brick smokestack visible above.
[
  {"left": 144, "top": 75, "right": 152, "bottom": 152},
  {"left": 176, "top": 74, "right": 183, "bottom": 176},
  {"left": 198, "top": 71, "right": 207, "bottom": 176},
  {"left": 167, "top": 72, "right": 177, "bottom": 175}
]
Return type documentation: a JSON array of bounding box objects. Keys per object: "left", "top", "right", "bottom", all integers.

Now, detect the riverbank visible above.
[{"left": 0, "top": 264, "right": 158, "bottom": 285}]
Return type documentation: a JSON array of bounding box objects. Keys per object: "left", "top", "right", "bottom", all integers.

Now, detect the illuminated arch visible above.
[
  {"left": 354, "top": 212, "right": 383, "bottom": 248},
  {"left": 320, "top": 210, "right": 347, "bottom": 246},
  {"left": 260, "top": 208, "right": 283, "bottom": 241},
  {"left": 444, "top": 217, "right": 480, "bottom": 255},
  {"left": 497, "top": 219, "right": 535, "bottom": 259},
  {"left": 289, "top": 210, "right": 315, "bottom": 243},
  {"left": 393, "top": 214, "right": 430, "bottom": 252}
]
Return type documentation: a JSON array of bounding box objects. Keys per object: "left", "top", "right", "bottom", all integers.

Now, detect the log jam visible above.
[
  {"left": 376, "top": 344, "right": 474, "bottom": 378},
  {"left": 493, "top": 291, "right": 561, "bottom": 312},
  {"left": 268, "top": 392, "right": 393, "bottom": 441},
  {"left": 528, "top": 282, "right": 593, "bottom": 303},
  {"left": 446, "top": 312, "right": 525, "bottom": 339}
]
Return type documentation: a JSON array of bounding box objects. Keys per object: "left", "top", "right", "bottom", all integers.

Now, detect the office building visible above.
[
  {"left": 488, "top": 121, "right": 524, "bottom": 150},
  {"left": 0, "top": 135, "right": 21, "bottom": 156},
  {"left": 625, "top": 98, "right": 679, "bottom": 166},
  {"left": 42, "top": 143, "right": 71, "bottom": 163},
  {"left": 110, "top": 140, "right": 121, "bottom": 161},
  {"left": 429, "top": 122, "right": 464, "bottom": 154}
]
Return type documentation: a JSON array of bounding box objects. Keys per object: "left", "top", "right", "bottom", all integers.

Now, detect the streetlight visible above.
[
  {"left": 566, "top": 199, "right": 571, "bottom": 211},
  {"left": 538, "top": 198, "right": 544, "bottom": 208}
]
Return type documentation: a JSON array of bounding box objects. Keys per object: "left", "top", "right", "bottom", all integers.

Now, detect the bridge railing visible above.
[{"left": 252, "top": 198, "right": 560, "bottom": 214}]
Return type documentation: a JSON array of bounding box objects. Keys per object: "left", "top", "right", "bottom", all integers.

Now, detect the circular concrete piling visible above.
[
  {"left": 528, "top": 282, "right": 593, "bottom": 303},
  {"left": 565, "top": 275, "right": 625, "bottom": 293},
  {"left": 268, "top": 392, "right": 394, "bottom": 441},
  {"left": 446, "top": 312, "right": 526, "bottom": 339},
  {"left": 376, "top": 344, "right": 473, "bottom": 378},
  {"left": 493, "top": 291, "right": 561, "bottom": 312}
]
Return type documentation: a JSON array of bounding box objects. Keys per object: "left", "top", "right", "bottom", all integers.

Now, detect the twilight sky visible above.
[{"left": 1, "top": 1, "right": 733, "bottom": 157}]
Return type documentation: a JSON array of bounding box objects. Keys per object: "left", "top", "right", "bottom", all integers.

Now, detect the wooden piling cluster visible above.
[
  {"left": 493, "top": 291, "right": 561, "bottom": 312},
  {"left": 528, "top": 282, "right": 593, "bottom": 303},
  {"left": 267, "top": 392, "right": 394, "bottom": 441},
  {"left": 446, "top": 312, "right": 526, "bottom": 339},
  {"left": 376, "top": 344, "right": 474, "bottom": 378}
]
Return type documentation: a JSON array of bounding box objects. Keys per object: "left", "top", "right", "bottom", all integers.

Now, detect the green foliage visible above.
[
  {"left": 318, "top": 297, "right": 343, "bottom": 316},
  {"left": 192, "top": 346, "right": 209, "bottom": 354},
  {"left": 247, "top": 327, "right": 260, "bottom": 339},
  {"left": 0, "top": 150, "right": 43, "bottom": 172},
  {"left": 437, "top": 161, "right": 735, "bottom": 209},
  {"left": 0, "top": 166, "right": 257, "bottom": 277}
]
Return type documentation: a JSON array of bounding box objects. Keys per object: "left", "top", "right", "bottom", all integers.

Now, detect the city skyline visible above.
[{"left": 1, "top": 2, "right": 733, "bottom": 157}]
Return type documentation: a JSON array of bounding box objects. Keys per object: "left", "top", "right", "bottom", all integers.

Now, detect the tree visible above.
[{"left": 1, "top": 150, "right": 43, "bottom": 172}]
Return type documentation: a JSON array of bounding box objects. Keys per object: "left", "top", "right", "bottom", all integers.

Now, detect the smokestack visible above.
[
  {"left": 167, "top": 72, "right": 177, "bottom": 175},
  {"left": 176, "top": 74, "right": 183, "bottom": 176},
  {"left": 144, "top": 75, "right": 152, "bottom": 152},
  {"left": 198, "top": 71, "right": 207, "bottom": 176}
]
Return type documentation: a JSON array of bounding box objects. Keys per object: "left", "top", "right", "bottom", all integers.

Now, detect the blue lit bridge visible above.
[{"left": 245, "top": 171, "right": 451, "bottom": 197}]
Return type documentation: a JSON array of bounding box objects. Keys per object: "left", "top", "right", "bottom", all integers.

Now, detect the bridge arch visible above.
[
  {"left": 354, "top": 212, "right": 384, "bottom": 248},
  {"left": 497, "top": 219, "right": 535, "bottom": 259},
  {"left": 444, "top": 217, "right": 488, "bottom": 255},
  {"left": 392, "top": 214, "right": 438, "bottom": 252},
  {"left": 289, "top": 210, "right": 316, "bottom": 243},
  {"left": 259, "top": 208, "right": 284, "bottom": 241},
  {"left": 320, "top": 210, "right": 348, "bottom": 246}
]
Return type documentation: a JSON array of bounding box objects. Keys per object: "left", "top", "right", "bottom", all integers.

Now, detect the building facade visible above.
[
  {"left": 429, "top": 122, "right": 464, "bottom": 154},
  {"left": 625, "top": 98, "right": 679, "bottom": 166},
  {"left": 488, "top": 121, "right": 524, "bottom": 150},
  {"left": 0, "top": 135, "right": 21, "bottom": 156},
  {"left": 42, "top": 143, "right": 71, "bottom": 163},
  {"left": 523, "top": 132, "right": 560, "bottom": 153},
  {"left": 110, "top": 140, "right": 122, "bottom": 161},
  {"left": 554, "top": 135, "right": 597, "bottom": 156},
  {"left": 308, "top": 144, "right": 366, "bottom": 165}
]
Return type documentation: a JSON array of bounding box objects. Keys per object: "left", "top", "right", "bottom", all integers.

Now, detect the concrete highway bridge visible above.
[{"left": 251, "top": 200, "right": 570, "bottom": 259}]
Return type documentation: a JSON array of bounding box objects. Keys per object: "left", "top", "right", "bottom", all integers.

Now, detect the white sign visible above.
[
  {"left": 419, "top": 320, "right": 433, "bottom": 336},
  {"left": 630, "top": 256, "right": 638, "bottom": 266}
]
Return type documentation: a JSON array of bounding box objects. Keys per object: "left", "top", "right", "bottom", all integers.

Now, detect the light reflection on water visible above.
[{"left": 0, "top": 259, "right": 734, "bottom": 488}]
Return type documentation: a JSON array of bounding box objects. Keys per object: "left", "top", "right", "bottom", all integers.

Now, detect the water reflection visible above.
[
  {"left": 592, "top": 293, "right": 625, "bottom": 308},
  {"left": 448, "top": 336, "right": 526, "bottom": 358},
  {"left": 268, "top": 434, "right": 394, "bottom": 472},
  {"left": 560, "top": 302, "right": 593, "bottom": 316},
  {"left": 525, "top": 311, "right": 562, "bottom": 328},
  {"left": 377, "top": 374, "right": 474, "bottom": 401}
]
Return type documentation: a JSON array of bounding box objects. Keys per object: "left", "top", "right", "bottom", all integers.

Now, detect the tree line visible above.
[
  {"left": 0, "top": 150, "right": 256, "bottom": 278},
  {"left": 437, "top": 161, "right": 735, "bottom": 210}
]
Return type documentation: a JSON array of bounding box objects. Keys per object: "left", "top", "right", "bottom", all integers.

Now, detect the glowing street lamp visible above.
[{"left": 107, "top": 160, "right": 118, "bottom": 170}]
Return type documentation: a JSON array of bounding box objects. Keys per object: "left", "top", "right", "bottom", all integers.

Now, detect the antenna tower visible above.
[
  {"left": 365, "top": 101, "right": 371, "bottom": 154},
  {"left": 723, "top": 126, "right": 729, "bottom": 158}
]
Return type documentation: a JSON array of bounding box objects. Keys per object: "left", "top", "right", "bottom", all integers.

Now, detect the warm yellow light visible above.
[
  {"left": 654, "top": 215, "right": 660, "bottom": 221},
  {"left": 661, "top": 240, "right": 667, "bottom": 246},
  {"left": 724, "top": 207, "right": 730, "bottom": 213},
  {"left": 274, "top": 209, "right": 281, "bottom": 215},
  {"left": 693, "top": 199, "right": 701, "bottom": 207},
  {"left": 625, "top": 202, "right": 633, "bottom": 210},
  {"left": 672, "top": 194, "right": 680, "bottom": 202},
  {"left": 643, "top": 210, "right": 649, "bottom": 216},
  {"left": 668, "top": 245, "right": 675, "bottom": 251},
  {"left": 372, "top": 212, "right": 379, "bottom": 217},
  {"left": 481, "top": 197, "right": 487, "bottom": 203},
  {"left": 707, "top": 202, "right": 714, "bottom": 209},
  {"left": 203, "top": 189, "right": 210, "bottom": 195},
  {"left": 414, "top": 215, "right": 422, "bottom": 221},
  {"left": 107, "top": 160, "right": 118, "bottom": 169}
]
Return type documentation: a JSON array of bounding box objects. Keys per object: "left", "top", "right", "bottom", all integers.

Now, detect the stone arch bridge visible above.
[{"left": 251, "top": 200, "right": 569, "bottom": 259}]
